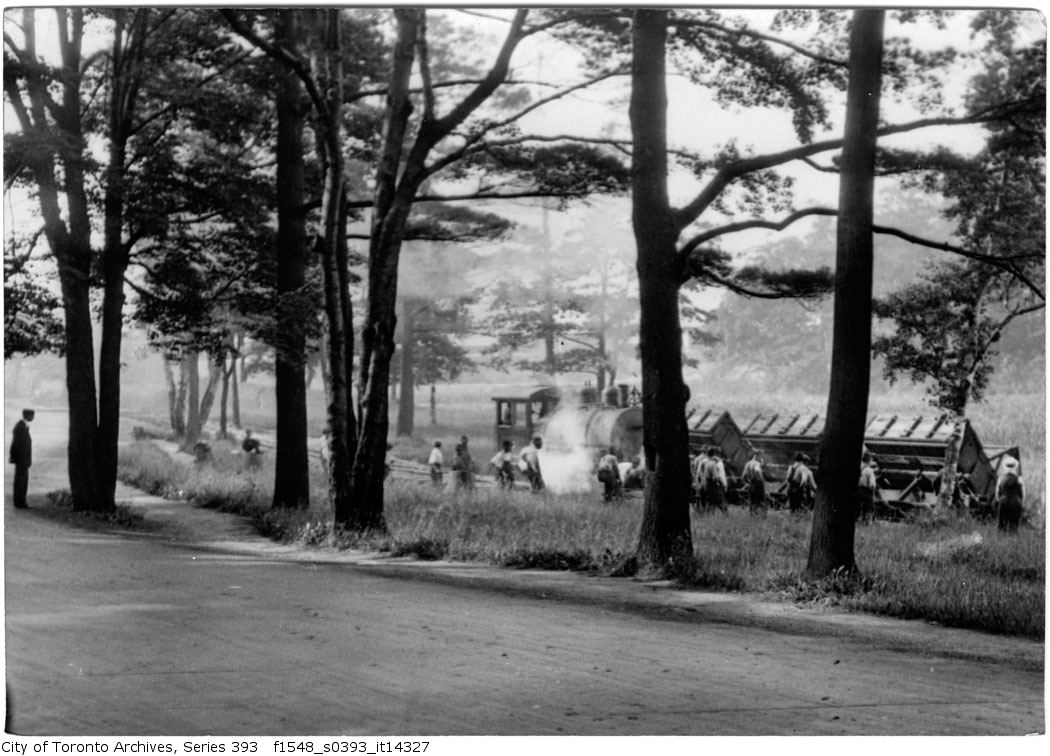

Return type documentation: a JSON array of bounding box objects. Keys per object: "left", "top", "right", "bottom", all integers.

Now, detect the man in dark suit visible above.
[{"left": 9, "top": 408, "right": 34, "bottom": 509}]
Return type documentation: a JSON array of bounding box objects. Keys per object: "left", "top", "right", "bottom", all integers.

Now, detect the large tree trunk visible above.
[
  {"left": 60, "top": 259, "right": 103, "bottom": 510},
  {"left": 806, "top": 10, "right": 885, "bottom": 578},
  {"left": 231, "top": 332, "right": 242, "bottom": 428},
  {"left": 219, "top": 352, "right": 231, "bottom": 440},
  {"left": 348, "top": 9, "right": 527, "bottom": 532},
  {"left": 163, "top": 357, "right": 179, "bottom": 432},
  {"left": 596, "top": 266, "right": 609, "bottom": 394},
  {"left": 184, "top": 351, "right": 202, "bottom": 444},
  {"left": 541, "top": 204, "right": 556, "bottom": 375},
  {"left": 396, "top": 297, "right": 417, "bottom": 436},
  {"left": 97, "top": 9, "right": 149, "bottom": 511},
  {"left": 16, "top": 9, "right": 104, "bottom": 511},
  {"left": 347, "top": 10, "right": 422, "bottom": 532},
  {"left": 308, "top": 10, "right": 356, "bottom": 525},
  {"left": 353, "top": 197, "right": 411, "bottom": 528},
  {"left": 936, "top": 417, "right": 967, "bottom": 510},
  {"left": 630, "top": 9, "right": 694, "bottom": 569},
  {"left": 173, "top": 358, "right": 188, "bottom": 437},
  {"left": 272, "top": 8, "right": 311, "bottom": 509},
  {"left": 197, "top": 353, "right": 223, "bottom": 429}
]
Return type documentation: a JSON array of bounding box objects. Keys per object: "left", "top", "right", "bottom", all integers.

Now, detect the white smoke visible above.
[{"left": 536, "top": 407, "right": 596, "bottom": 495}]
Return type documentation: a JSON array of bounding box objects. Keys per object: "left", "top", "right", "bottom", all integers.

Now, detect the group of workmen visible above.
[
  {"left": 595, "top": 449, "right": 644, "bottom": 502},
  {"left": 689, "top": 446, "right": 891, "bottom": 520},
  {"left": 689, "top": 444, "right": 1028, "bottom": 529},
  {"left": 4, "top": 407, "right": 1028, "bottom": 532},
  {"left": 427, "top": 435, "right": 546, "bottom": 493}
]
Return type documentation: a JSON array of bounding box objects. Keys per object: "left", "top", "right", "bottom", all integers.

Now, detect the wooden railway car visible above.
[
  {"left": 738, "top": 413, "right": 827, "bottom": 496},
  {"left": 861, "top": 415, "right": 1016, "bottom": 517},
  {"left": 687, "top": 408, "right": 751, "bottom": 477},
  {"left": 738, "top": 412, "right": 1018, "bottom": 516}
]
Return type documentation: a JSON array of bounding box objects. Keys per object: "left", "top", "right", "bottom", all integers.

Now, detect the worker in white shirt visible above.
[
  {"left": 520, "top": 436, "right": 545, "bottom": 492},
  {"left": 427, "top": 441, "right": 444, "bottom": 488},
  {"left": 742, "top": 450, "right": 766, "bottom": 516},
  {"left": 858, "top": 452, "right": 881, "bottom": 523},
  {"left": 996, "top": 458, "right": 1025, "bottom": 532}
]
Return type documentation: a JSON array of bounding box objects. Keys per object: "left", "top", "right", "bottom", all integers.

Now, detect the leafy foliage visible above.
[
  {"left": 873, "top": 262, "right": 1010, "bottom": 413},
  {"left": 873, "top": 15, "right": 1045, "bottom": 415},
  {"left": 392, "top": 298, "right": 477, "bottom": 386},
  {"left": 404, "top": 203, "right": 513, "bottom": 243},
  {"left": 452, "top": 143, "right": 631, "bottom": 204},
  {"left": 3, "top": 243, "right": 64, "bottom": 359}
]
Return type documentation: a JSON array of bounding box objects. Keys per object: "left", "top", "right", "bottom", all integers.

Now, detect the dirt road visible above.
[{"left": 3, "top": 408, "right": 1044, "bottom": 735}]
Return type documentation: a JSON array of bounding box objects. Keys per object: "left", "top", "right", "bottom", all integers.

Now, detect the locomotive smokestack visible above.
[
  {"left": 603, "top": 386, "right": 620, "bottom": 408},
  {"left": 617, "top": 383, "right": 630, "bottom": 408}
]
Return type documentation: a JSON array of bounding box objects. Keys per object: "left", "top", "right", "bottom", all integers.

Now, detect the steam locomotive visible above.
[{"left": 491, "top": 384, "right": 643, "bottom": 464}]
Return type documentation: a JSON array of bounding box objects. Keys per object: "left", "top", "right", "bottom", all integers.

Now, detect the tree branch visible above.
[
  {"left": 691, "top": 266, "right": 824, "bottom": 299},
  {"left": 669, "top": 15, "right": 849, "bottom": 68},
  {"left": 673, "top": 106, "right": 1041, "bottom": 232},
  {"left": 872, "top": 223, "right": 1045, "bottom": 299},
  {"left": 346, "top": 77, "right": 562, "bottom": 104},
  {"left": 967, "top": 301, "right": 1046, "bottom": 373},
  {"left": 425, "top": 70, "right": 627, "bottom": 178},
  {"left": 420, "top": 10, "right": 528, "bottom": 149},
  {"left": 680, "top": 205, "right": 1045, "bottom": 300},
  {"left": 678, "top": 207, "right": 838, "bottom": 262}
]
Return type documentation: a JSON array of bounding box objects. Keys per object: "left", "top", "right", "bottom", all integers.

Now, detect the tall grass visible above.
[{"left": 119, "top": 438, "right": 1044, "bottom": 638}]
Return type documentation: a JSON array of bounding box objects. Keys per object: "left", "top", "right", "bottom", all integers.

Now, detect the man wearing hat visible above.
[
  {"left": 785, "top": 452, "right": 816, "bottom": 513},
  {"left": 9, "top": 409, "right": 35, "bottom": 509},
  {"left": 857, "top": 452, "right": 881, "bottom": 523},
  {"left": 996, "top": 457, "right": 1025, "bottom": 532}
]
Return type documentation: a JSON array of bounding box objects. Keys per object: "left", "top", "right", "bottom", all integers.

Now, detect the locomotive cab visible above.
[{"left": 492, "top": 386, "right": 563, "bottom": 452}]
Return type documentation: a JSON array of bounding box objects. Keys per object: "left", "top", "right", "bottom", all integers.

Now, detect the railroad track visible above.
[{"left": 252, "top": 436, "right": 509, "bottom": 489}]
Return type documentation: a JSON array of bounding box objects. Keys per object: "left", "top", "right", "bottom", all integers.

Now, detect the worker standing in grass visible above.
[
  {"left": 459, "top": 435, "right": 475, "bottom": 489},
  {"left": 701, "top": 448, "right": 728, "bottom": 511},
  {"left": 623, "top": 456, "right": 645, "bottom": 490},
  {"left": 428, "top": 441, "right": 445, "bottom": 488},
  {"left": 451, "top": 443, "right": 472, "bottom": 492},
  {"left": 597, "top": 448, "right": 622, "bottom": 502},
  {"left": 742, "top": 450, "right": 766, "bottom": 516},
  {"left": 242, "top": 429, "right": 262, "bottom": 468},
  {"left": 520, "top": 436, "right": 545, "bottom": 492},
  {"left": 490, "top": 440, "right": 516, "bottom": 490},
  {"left": 786, "top": 453, "right": 816, "bottom": 512},
  {"left": 691, "top": 446, "right": 711, "bottom": 509},
  {"left": 858, "top": 453, "right": 881, "bottom": 523},
  {"left": 996, "top": 458, "right": 1025, "bottom": 532}
]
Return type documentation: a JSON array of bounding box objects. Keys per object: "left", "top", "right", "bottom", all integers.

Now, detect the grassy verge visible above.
[
  {"left": 31, "top": 489, "right": 148, "bottom": 531},
  {"left": 117, "top": 439, "right": 1045, "bottom": 639}
]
